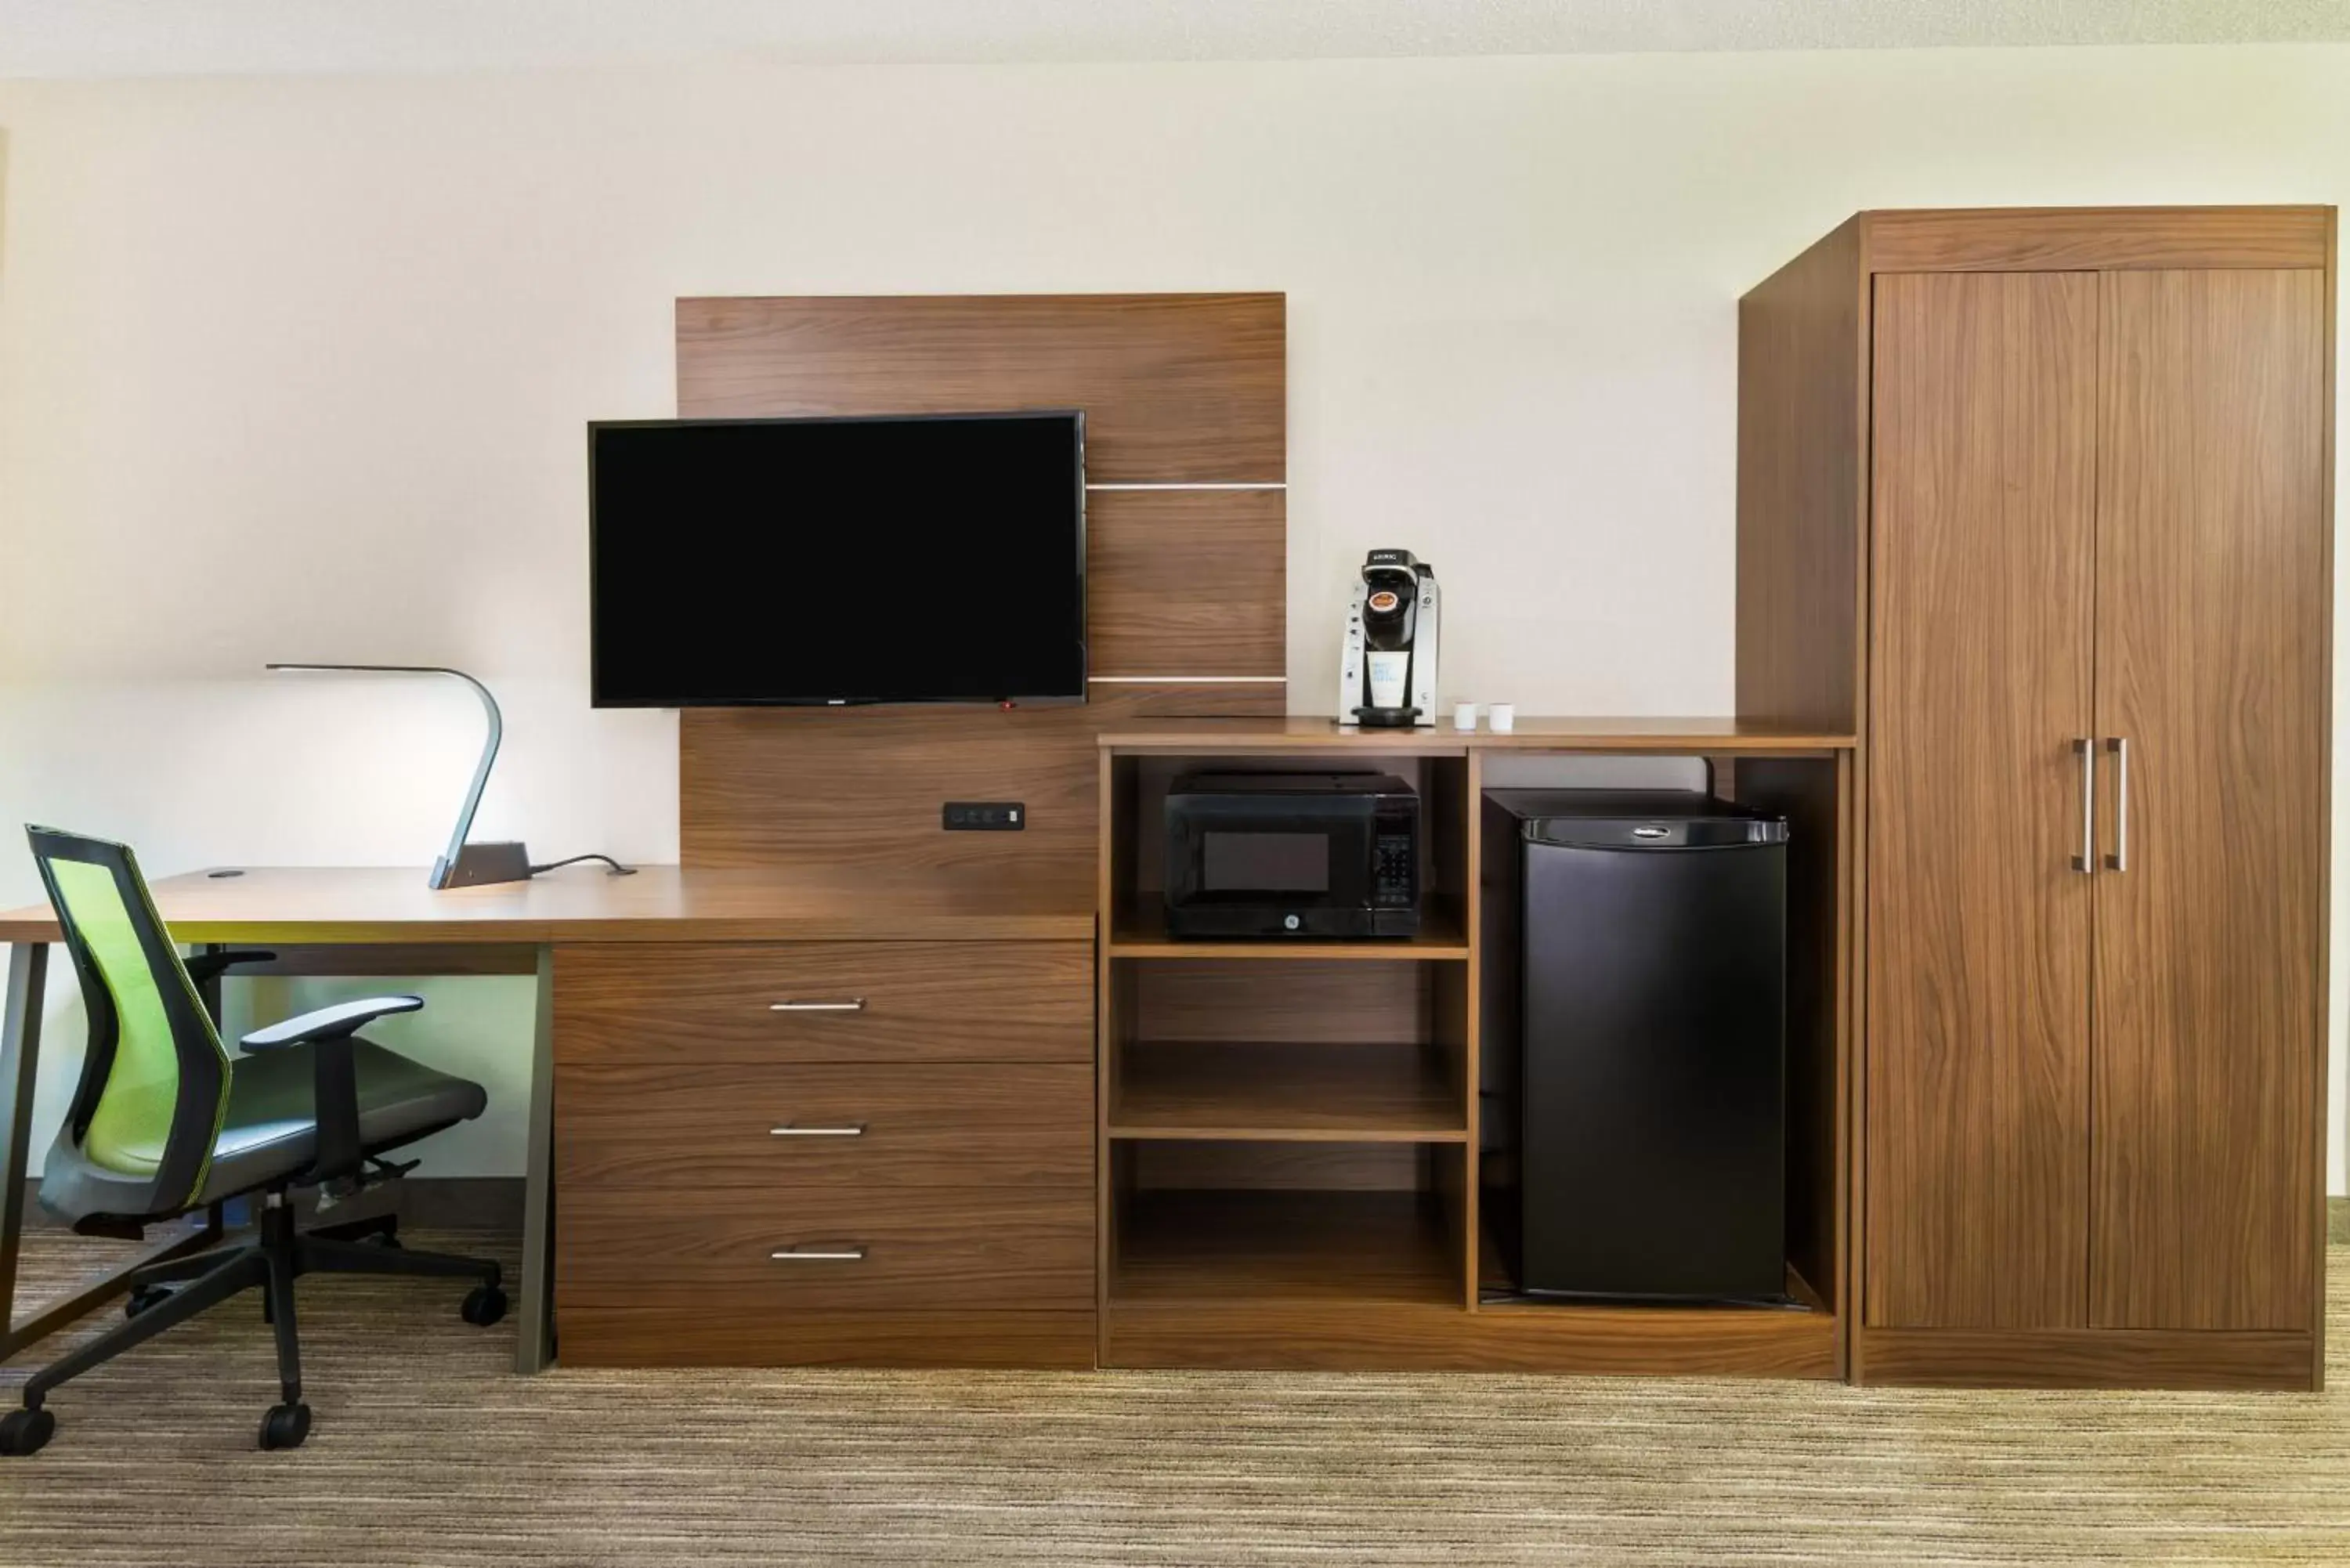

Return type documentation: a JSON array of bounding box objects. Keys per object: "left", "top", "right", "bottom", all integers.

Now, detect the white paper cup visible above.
[
  {"left": 1452, "top": 702, "right": 1478, "bottom": 732},
  {"left": 1488, "top": 703, "right": 1516, "bottom": 733},
  {"left": 1366, "top": 650, "right": 1411, "bottom": 711}
]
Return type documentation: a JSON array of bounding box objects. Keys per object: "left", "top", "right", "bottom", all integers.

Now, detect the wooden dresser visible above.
[{"left": 551, "top": 883, "right": 1100, "bottom": 1367}]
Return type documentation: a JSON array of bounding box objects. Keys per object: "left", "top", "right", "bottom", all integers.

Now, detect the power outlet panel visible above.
[{"left": 942, "top": 801, "right": 1025, "bottom": 832}]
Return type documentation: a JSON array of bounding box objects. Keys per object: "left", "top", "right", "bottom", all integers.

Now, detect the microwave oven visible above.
[{"left": 1162, "top": 772, "right": 1421, "bottom": 938}]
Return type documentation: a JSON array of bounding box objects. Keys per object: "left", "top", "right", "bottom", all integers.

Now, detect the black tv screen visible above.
[{"left": 589, "top": 411, "right": 1086, "bottom": 706}]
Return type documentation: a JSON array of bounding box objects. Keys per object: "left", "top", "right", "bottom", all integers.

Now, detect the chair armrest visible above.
[
  {"left": 183, "top": 948, "right": 278, "bottom": 987},
  {"left": 240, "top": 995, "right": 422, "bottom": 1189},
  {"left": 240, "top": 995, "right": 422, "bottom": 1051}
]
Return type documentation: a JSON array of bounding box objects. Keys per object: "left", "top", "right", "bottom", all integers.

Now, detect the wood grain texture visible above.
[
  {"left": 677, "top": 687, "right": 1279, "bottom": 881},
  {"left": 557, "top": 1186, "right": 1094, "bottom": 1311},
  {"left": 0, "top": 865, "right": 1095, "bottom": 945},
  {"left": 1109, "top": 1042, "right": 1465, "bottom": 1143},
  {"left": 1858, "top": 1327, "right": 2316, "bottom": 1391},
  {"left": 1737, "top": 215, "right": 1865, "bottom": 732},
  {"left": 2088, "top": 268, "right": 2328, "bottom": 1333},
  {"left": 1864, "top": 269, "right": 2099, "bottom": 1330},
  {"left": 1087, "top": 488, "right": 1284, "bottom": 678},
  {"left": 1111, "top": 1190, "right": 1459, "bottom": 1306},
  {"left": 1127, "top": 959, "right": 1434, "bottom": 1046},
  {"left": 1862, "top": 206, "right": 2332, "bottom": 273},
  {"left": 1126, "top": 1141, "right": 1426, "bottom": 1194},
  {"left": 1098, "top": 717, "right": 1856, "bottom": 755},
  {"left": 676, "top": 293, "right": 1285, "bottom": 483},
  {"left": 1107, "top": 1295, "right": 1838, "bottom": 1377},
  {"left": 556, "top": 1061, "right": 1094, "bottom": 1187},
  {"left": 558, "top": 1306, "right": 1097, "bottom": 1368},
  {"left": 552, "top": 940, "right": 1093, "bottom": 1064}
]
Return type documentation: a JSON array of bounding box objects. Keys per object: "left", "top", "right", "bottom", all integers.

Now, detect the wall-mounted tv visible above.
[{"left": 589, "top": 410, "right": 1086, "bottom": 707}]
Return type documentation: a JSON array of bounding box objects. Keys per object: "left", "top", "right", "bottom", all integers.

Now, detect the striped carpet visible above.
[{"left": 5, "top": 1227, "right": 2348, "bottom": 1567}]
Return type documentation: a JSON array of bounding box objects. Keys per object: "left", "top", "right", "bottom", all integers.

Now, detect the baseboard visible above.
[
  {"left": 1858, "top": 1325, "right": 2318, "bottom": 1391},
  {"left": 17, "top": 1176, "right": 524, "bottom": 1234}
]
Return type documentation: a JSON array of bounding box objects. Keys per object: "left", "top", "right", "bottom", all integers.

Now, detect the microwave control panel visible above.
[{"left": 1373, "top": 831, "right": 1418, "bottom": 908}]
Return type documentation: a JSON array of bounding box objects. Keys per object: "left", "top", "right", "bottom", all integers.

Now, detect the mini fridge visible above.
[{"left": 1480, "top": 790, "right": 1789, "bottom": 1304}]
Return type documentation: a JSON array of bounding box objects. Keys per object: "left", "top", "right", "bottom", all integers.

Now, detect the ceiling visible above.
[{"left": 0, "top": 0, "right": 2345, "bottom": 78}]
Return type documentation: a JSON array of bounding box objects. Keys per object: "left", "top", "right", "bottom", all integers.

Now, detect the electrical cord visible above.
[{"left": 528, "top": 853, "right": 638, "bottom": 878}]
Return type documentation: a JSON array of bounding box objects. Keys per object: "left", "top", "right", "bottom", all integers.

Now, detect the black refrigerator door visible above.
[{"left": 1519, "top": 833, "right": 1786, "bottom": 1301}]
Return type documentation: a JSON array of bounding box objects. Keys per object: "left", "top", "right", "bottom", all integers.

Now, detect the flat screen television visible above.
[{"left": 588, "top": 411, "right": 1086, "bottom": 707}]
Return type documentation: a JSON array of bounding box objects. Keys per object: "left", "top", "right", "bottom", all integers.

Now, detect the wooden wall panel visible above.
[
  {"left": 676, "top": 293, "right": 1288, "bottom": 879},
  {"left": 1087, "top": 489, "right": 1284, "bottom": 678},
  {"left": 1864, "top": 270, "right": 2099, "bottom": 1331},
  {"left": 1737, "top": 217, "right": 1864, "bottom": 732},
  {"left": 680, "top": 685, "right": 1279, "bottom": 877},
  {"left": 677, "top": 293, "right": 1285, "bottom": 483},
  {"left": 2088, "top": 268, "right": 2328, "bottom": 1332}
]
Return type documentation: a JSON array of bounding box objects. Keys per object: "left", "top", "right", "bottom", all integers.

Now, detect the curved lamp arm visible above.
[{"left": 266, "top": 663, "right": 506, "bottom": 890}]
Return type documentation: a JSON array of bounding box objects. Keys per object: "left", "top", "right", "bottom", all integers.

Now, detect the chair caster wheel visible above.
[
  {"left": 0, "top": 1407, "right": 56, "bottom": 1457},
  {"left": 461, "top": 1284, "right": 507, "bottom": 1328},
  {"left": 367, "top": 1231, "right": 403, "bottom": 1250},
  {"left": 126, "top": 1284, "right": 172, "bottom": 1318},
  {"left": 258, "top": 1402, "right": 311, "bottom": 1451}
]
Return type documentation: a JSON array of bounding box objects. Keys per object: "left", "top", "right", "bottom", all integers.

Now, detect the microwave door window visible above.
[{"left": 1202, "top": 832, "right": 1332, "bottom": 896}]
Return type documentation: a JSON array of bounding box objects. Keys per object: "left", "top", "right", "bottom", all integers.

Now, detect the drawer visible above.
[
  {"left": 557, "top": 1186, "right": 1095, "bottom": 1313},
  {"left": 555, "top": 940, "right": 1092, "bottom": 1064},
  {"left": 556, "top": 1061, "right": 1093, "bottom": 1188}
]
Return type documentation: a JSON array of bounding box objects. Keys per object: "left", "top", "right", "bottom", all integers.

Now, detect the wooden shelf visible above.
[
  {"left": 1108, "top": 898, "right": 1469, "bottom": 961},
  {"left": 1110, "top": 1042, "right": 1466, "bottom": 1143},
  {"left": 1111, "top": 1190, "right": 1460, "bottom": 1307},
  {"left": 1099, "top": 716, "right": 1856, "bottom": 756}
]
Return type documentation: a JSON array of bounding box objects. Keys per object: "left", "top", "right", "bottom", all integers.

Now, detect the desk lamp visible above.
[{"left": 266, "top": 663, "right": 605, "bottom": 891}]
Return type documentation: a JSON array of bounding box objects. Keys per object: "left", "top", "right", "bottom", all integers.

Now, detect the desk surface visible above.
[{"left": 0, "top": 865, "right": 1097, "bottom": 945}]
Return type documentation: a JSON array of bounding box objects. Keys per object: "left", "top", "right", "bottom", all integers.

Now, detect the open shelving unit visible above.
[{"left": 1095, "top": 718, "right": 1856, "bottom": 1376}]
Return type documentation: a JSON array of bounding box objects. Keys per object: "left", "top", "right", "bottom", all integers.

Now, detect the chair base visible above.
[{"left": 2, "top": 1195, "right": 503, "bottom": 1456}]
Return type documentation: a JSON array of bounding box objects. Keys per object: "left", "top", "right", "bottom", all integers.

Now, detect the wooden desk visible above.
[{"left": 0, "top": 865, "right": 1093, "bottom": 1375}]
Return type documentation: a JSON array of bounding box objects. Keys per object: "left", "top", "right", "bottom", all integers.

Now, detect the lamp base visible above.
[{"left": 430, "top": 842, "right": 532, "bottom": 891}]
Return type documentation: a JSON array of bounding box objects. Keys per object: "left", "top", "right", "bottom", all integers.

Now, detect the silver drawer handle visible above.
[
  {"left": 770, "top": 1246, "right": 866, "bottom": 1262},
  {"left": 769, "top": 999, "right": 866, "bottom": 1013},
  {"left": 769, "top": 1123, "right": 866, "bottom": 1137}
]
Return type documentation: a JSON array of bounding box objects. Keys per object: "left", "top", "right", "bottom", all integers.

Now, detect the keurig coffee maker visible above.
[{"left": 1335, "top": 549, "right": 1440, "bottom": 728}]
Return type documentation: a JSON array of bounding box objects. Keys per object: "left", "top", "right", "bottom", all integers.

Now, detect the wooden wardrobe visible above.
[{"left": 1738, "top": 208, "right": 2335, "bottom": 1389}]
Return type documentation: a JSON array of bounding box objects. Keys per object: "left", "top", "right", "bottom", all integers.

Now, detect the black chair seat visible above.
[{"left": 200, "top": 1040, "right": 488, "bottom": 1203}]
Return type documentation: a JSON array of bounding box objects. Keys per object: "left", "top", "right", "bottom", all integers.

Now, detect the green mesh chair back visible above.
[{"left": 26, "top": 827, "right": 230, "bottom": 1219}]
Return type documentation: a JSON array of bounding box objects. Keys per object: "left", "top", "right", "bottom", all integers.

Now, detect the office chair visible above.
[{"left": 0, "top": 827, "right": 506, "bottom": 1457}]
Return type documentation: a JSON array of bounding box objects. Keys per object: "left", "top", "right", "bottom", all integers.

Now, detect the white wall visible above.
[{"left": 1, "top": 45, "right": 2345, "bottom": 1184}]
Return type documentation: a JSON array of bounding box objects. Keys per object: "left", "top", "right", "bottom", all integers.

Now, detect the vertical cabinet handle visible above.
[
  {"left": 2104, "top": 737, "right": 2130, "bottom": 873},
  {"left": 2072, "top": 739, "right": 2096, "bottom": 873}
]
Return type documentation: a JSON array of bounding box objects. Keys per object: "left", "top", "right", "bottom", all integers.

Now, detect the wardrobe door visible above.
[
  {"left": 2089, "top": 269, "right": 2327, "bottom": 1331},
  {"left": 1865, "top": 271, "right": 2099, "bottom": 1329}
]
